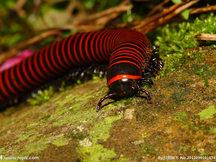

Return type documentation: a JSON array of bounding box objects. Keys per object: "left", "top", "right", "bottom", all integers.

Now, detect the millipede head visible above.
[
  {"left": 109, "top": 79, "right": 142, "bottom": 97},
  {"left": 96, "top": 78, "right": 153, "bottom": 111}
]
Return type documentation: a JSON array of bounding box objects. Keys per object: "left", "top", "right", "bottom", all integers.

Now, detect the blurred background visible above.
[{"left": 0, "top": 0, "right": 215, "bottom": 54}]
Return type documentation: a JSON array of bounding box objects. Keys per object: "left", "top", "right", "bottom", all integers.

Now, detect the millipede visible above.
[{"left": 0, "top": 29, "right": 163, "bottom": 111}]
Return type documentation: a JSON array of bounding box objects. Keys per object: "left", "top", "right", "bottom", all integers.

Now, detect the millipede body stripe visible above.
[
  {"left": 33, "top": 51, "right": 43, "bottom": 79},
  {"left": 36, "top": 49, "right": 50, "bottom": 80},
  {"left": 22, "top": 57, "right": 36, "bottom": 85},
  {"left": 56, "top": 40, "right": 67, "bottom": 69},
  {"left": 0, "top": 72, "right": 8, "bottom": 99},
  {"left": 107, "top": 74, "right": 142, "bottom": 86},
  {"left": 0, "top": 29, "right": 152, "bottom": 102},
  {"left": 11, "top": 66, "right": 25, "bottom": 92},
  {"left": 91, "top": 31, "right": 102, "bottom": 62},
  {"left": 51, "top": 42, "right": 64, "bottom": 72},
  {"left": 85, "top": 32, "right": 95, "bottom": 63},
  {"left": 17, "top": 62, "right": 32, "bottom": 89},
  {"left": 12, "top": 65, "right": 26, "bottom": 92},
  {"left": 39, "top": 48, "right": 53, "bottom": 77},
  {"left": 3, "top": 70, "right": 13, "bottom": 97},
  {"left": 67, "top": 36, "right": 79, "bottom": 66},
  {"left": 108, "top": 61, "right": 141, "bottom": 72},
  {"left": 79, "top": 32, "right": 90, "bottom": 64},
  {"left": 5, "top": 69, "right": 17, "bottom": 95},
  {"left": 31, "top": 53, "right": 44, "bottom": 82},
  {"left": 44, "top": 45, "right": 56, "bottom": 74}
]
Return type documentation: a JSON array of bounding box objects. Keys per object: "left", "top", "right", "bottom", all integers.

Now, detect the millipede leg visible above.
[
  {"left": 139, "top": 88, "right": 153, "bottom": 104},
  {"left": 142, "top": 78, "right": 153, "bottom": 85},
  {"left": 96, "top": 92, "right": 117, "bottom": 112}
]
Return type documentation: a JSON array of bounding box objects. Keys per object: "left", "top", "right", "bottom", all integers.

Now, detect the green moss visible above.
[
  {"left": 138, "top": 142, "right": 158, "bottom": 156},
  {"left": 28, "top": 134, "right": 43, "bottom": 143},
  {"left": 89, "top": 116, "right": 122, "bottom": 143},
  {"left": 199, "top": 105, "right": 216, "bottom": 120},
  {"left": 194, "top": 68, "right": 209, "bottom": 87},
  {"left": 124, "top": 96, "right": 136, "bottom": 105},
  {"left": 155, "top": 13, "right": 216, "bottom": 75},
  {"left": 113, "top": 99, "right": 124, "bottom": 106},
  {"left": 19, "top": 136, "right": 53, "bottom": 156},
  {"left": 189, "top": 120, "right": 216, "bottom": 134},
  {"left": 141, "top": 132, "right": 147, "bottom": 138},
  {"left": 14, "top": 130, "right": 34, "bottom": 143},
  {"left": 0, "top": 147, "right": 5, "bottom": 154},
  {"left": 191, "top": 146, "right": 197, "bottom": 151},
  {"left": 26, "top": 123, "right": 39, "bottom": 129},
  {"left": 112, "top": 158, "right": 130, "bottom": 162},
  {"left": 190, "top": 63, "right": 214, "bottom": 88},
  {"left": 209, "top": 127, "right": 216, "bottom": 134},
  {"left": 69, "top": 132, "right": 86, "bottom": 140},
  {"left": 27, "top": 86, "right": 54, "bottom": 106},
  {"left": 52, "top": 136, "right": 69, "bottom": 147},
  {"left": 170, "top": 91, "right": 187, "bottom": 105},
  {"left": 51, "top": 104, "right": 95, "bottom": 127},
  {"left": 39, "top": 115, "right": 51, "bottom": 124},
  {"left": 173, "top": 111, "right": 189, "bottom": 125},
  {"left": 78, "top": 144, "right": 116, "bottom": 162},
  {"left": 180, "top": 146, "right": 190, "bottom": 151},
  {"left": 77, "top": 116, "right": 123, "bottom": 162},
  {"left": 169, "top": 84, "right": 189, "bottom": 105},
  {"left": 190, "top": 126, "right": 199, "bottom": 131},
  {"left": 200, "top": 152, "right": 208, "bottom": 156}
]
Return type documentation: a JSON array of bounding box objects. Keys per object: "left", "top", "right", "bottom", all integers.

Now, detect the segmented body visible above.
[{"left": 0, "top": 29, "right": 163, "bottom": 111}]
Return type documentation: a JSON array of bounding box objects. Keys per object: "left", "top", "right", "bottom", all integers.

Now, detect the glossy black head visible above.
[
  {"left": 109, "top": 78, "right": 141, "bottom": 97},
  {"left": 107, "top": 63, "right": 143, "bottom": 96}
]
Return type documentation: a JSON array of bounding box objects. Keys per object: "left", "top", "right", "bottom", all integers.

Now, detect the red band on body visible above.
[{"left": 108, "top": 74, "right": 142, "bottom": 86}]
